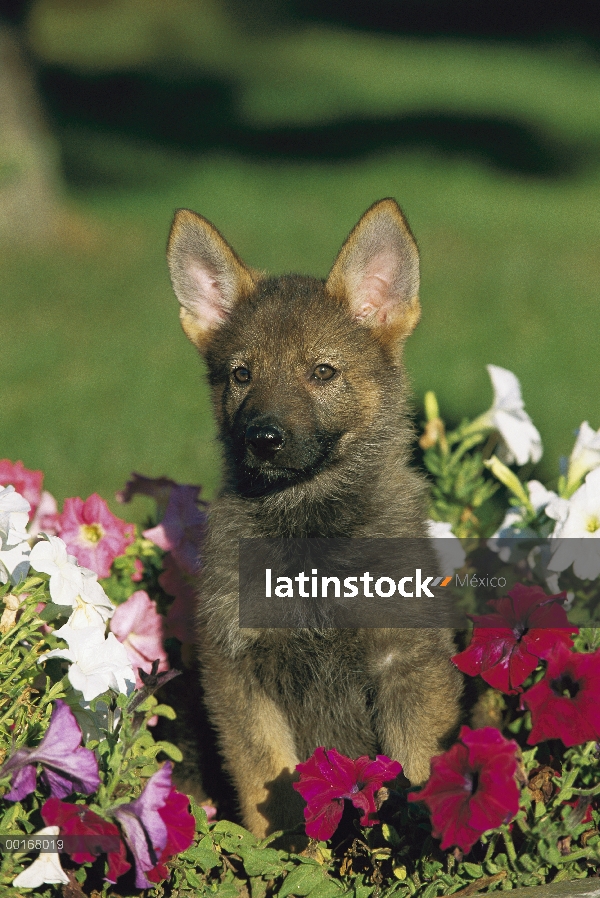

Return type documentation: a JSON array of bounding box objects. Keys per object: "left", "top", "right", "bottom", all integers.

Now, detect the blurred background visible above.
[{"left": 1, "top": 0, "right": 600, "bottom": 520}]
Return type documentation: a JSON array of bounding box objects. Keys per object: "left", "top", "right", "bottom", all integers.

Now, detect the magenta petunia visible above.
[
  {"left": 110, "top": 590, "right": 169, "bottom": 689},
  {"left": 521, "top": 642, "right": 600, "bottom": 746},
  {"left": 113, "top": 761, "right": 194, "bottom": 888},
  {"left": 408, "top": 726, "right": 520, "bottom": 854},
  {"left": 293, "top": 747, "right": 402, "bottom": 841},
  {"left": 59, "top": 494, "right": 134, "bottom": 578},
  {"left": 144, "top": 485, "right": 207, "bottom": 575},
  {"left": 0, "top": 459, "right": 43, "bottom": 518},
  {"left": 452, "top": 583, "right": 577, "bottom": 694},
  {"left": 42, "top": 797, "right": 130, "bottom": 883},
  {"left": 1, "top": 700, "right": 100, "bottom": 801}
]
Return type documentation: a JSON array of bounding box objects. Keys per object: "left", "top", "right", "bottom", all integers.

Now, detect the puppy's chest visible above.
[{"left": 249, "top": 635, "right": 379, "bottom": 760}]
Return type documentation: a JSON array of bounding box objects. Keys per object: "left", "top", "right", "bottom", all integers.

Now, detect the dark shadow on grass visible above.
[{"left": 38, "top": 66, "right": 598, "bottom": 187}]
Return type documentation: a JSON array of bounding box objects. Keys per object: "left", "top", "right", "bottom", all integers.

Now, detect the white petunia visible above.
[
  {"left": 547, "top": 466, "right": 600, "bottom": 580},
  {"left": 40, "top": 624, "right": 135, "bottom": 701},
  {"left": 30, "top": 535, "right": 85, "bottom": 606},
  {"left": 487, "top": 480, "right": 557, "bottom": 563},
  {"left": 67, "top": 568, "right": 115, "bottom": 629},
  {"left": 0, "top": 486, "right": 31, "bottom": 585},
  {"left": 427, "top": 520, "right": 466, "bottom": 573},
  {"left": 0, "top": 540, "right": 31, "bottom": 586},
  {"left": 0, "top": 485, "right": 30, "bottom": 548},
  {"left": 484, "top": 365, "right": 543, "bottom": 466},
  {"left": 12, "top": 826, "right": 69, "bottom": 888},
  {"left": 566, "top": 420, "right": 600, "bottom": 492}
]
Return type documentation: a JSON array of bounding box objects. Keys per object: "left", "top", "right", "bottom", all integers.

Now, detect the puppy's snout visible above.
[{"left": 245, "top": 423, "right": 285, "bottom": 457}]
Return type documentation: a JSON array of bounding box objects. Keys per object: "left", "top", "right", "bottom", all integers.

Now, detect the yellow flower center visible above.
[
  {"left": 586, "top": 516, "right": 600, "bottom": 533},
  {"left": 80, "top": 522, "right": 105, "bottom": 544}
]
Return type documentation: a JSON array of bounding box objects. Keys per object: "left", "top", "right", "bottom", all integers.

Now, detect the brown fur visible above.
[{"left": 166, "top": 199, "right": 463, "bottom": 839}]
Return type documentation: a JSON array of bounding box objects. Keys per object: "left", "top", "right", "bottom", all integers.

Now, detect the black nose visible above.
[{"left": 245, "top": 423, "right": 285, "bottom": 456}]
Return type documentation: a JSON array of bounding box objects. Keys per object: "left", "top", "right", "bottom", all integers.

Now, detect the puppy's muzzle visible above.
[{"left": 245, "top": 423, "right": 285, "bottom": 459}]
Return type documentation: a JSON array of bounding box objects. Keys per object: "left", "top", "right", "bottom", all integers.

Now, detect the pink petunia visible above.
[
  {"left": 59, "top": 494, "right": 134, "bottom": 578},
  {"left": 0, "top": 459, "right": 43, "bottom": 518},
  {"left": 293, "top": 747, "right": 402, "bottom": 841},
  {"left": 521, "top": 642, "right": 600, "bottom": 747},
  {"left": 144, "top": 485, "right": 207, "bottom": 575},
  {"left": 28, "top": 490, "right": 61, "bottom": 539},
  {"left": 452, "top": 583, "right": 577, "bottom": 694},
  {"left": 110, "top": 591, "right": 169, "bottom": 689},
  {"left": 408, "top": 726, "right": 520, "bottom": 854}
]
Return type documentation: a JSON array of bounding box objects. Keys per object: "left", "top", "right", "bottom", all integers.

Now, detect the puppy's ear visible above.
[
  {"left": 326, "top": 199, "right": 421, "bottom": 342},
  {"left": 167, "top": 209, "right": 257, "bottom": 351}
]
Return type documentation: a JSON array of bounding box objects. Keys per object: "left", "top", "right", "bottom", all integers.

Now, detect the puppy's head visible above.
[{"left": 167, "top": 200, "right": 421, "bottom": 494}]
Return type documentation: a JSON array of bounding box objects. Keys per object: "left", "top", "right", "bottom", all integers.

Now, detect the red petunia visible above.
[
  {"left": 59, "top": 494, "right": 134, "bottom": 578},
  {"left": 42, "top": 797, "right": 130, "bottom": 883},
  {"left": 521, "top": 642, "right": 600, "bottom": 747},
  {"left": 452, "top": 583, "right": 577, "bottom": 694},
  {"left": 408, "top": 726, "right": 520, "bottom": 854},
  {"left": 293, "top": 747, "right": 402, "bottom": 842}
]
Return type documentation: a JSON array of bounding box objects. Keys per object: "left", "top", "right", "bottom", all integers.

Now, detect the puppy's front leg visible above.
[
  {"left": 202, "top": 663, "right": 304, "bottom": 837},
  {"left": 366, "top": 630, "right": 462, "bottom": 785}
]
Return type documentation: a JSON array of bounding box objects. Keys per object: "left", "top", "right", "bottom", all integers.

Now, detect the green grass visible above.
[{"left": 2, "top": 26, "right": 600, "bottom": 520}]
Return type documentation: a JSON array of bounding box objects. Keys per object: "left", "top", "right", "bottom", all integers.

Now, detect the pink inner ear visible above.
[
  {"left": 188, "top": 261, "right": 229, "bottom": 325},
  {"left": 351, "top": 251, "right": 397, "bottom": 324}
]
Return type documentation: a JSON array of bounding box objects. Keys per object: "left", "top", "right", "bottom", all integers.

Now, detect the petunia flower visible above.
[
  {"left": 160, "top": 553, "right": 197, "bottom": 648},
  {"left": 117, "top": 473, "right": 182, "bottom": 517},
  {"left": 40, "top": 625, "right": 135, "bottom": 701},
  {"left": 408, "top": 726, "right": 520, "bottom": 853},
  {"left": 487, "top": 480, "right": 557, "bottom": 564},
  {"left": 42, "top": 797, "right": 130, "bottom": 883},
  {"left": 566, "top": 421, "right": 600, "bottom": 494},
  {"left": 452, "top": 584, "right": 577, "bottom": 694},
  {"left": 12, "top": 826, "right": 69, "bottom": 888},
  {"left": 59, "top": 494, "right": 134, "bottom": 578},
  {"left": 547, "top": 467, "right": 600, "bottom": 580},
  {"left": 144, "top": 485, "right": 207, "bottom": 575},
  {"left": 67, "top": 569, "right": 115, "bottom": 629},
  {"left": 520, "top": 642, "right": 600, "bottom": 746},
  {"left": 475, "top": 365, "right": 542, "bottom": 466},
  {"left": 113, "top": 761, "right": 195, "bottom": 888},
  {"left": 0, "top": 459, "right": 43, "bottom": 517},
  {"left": 110, "top": 590, "right": 169, "bottom": 689},
  {"left": 0, "top": 485, "right": 31, "bottom": 585},
  {"left": 30, "top": 535, "right": 86, "bottom": 606},
  {"left": 427, "top": 520, "right": 466, "bottom": 574},
  {"left": 293, "top": 747, "right": 402, "bottom": 841},
  {"left": 1, "top": 700, "right": 100, "bottom": 801},
  {"left": 28, "top": 490, "right": 61, "bottom": 539}
]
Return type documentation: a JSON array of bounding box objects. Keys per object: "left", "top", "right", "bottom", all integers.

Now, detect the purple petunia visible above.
[{"left": 1, "top": 700, "right": 100, "bottom": 801}]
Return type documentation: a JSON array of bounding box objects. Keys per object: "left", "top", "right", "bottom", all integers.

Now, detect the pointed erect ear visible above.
[
  {"left": 167, "top": 209, "right": 258, "bottom": 351},
  {"left": 326, "top": 199, "right": 421, "bottom": 342}
]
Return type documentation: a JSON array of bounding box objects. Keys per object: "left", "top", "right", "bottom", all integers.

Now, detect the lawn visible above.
[{"left": 2, "top": 23, "right": 600, "bottom": 520}]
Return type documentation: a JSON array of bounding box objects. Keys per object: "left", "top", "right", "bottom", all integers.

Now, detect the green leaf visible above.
[
  {"left": 308, "top": 879, "right": 345, "bottom": 898},
  {"left": 239, "top": 845, "right": 285, "bottom": 877},
  {"left": 186, "top": 868, "right": 205, "bottom": 888},
  {"left": 151, "top": 740, "right": 183, "bottom": 762},
  {"left": 39, "top": 603, "right": 68, "bottom": 622},
  {"left": 461, "top": 863, "right": 483, "bottom": 878},
  {"left": 278, "top": 863, "right": 327, "bottom": 897}
]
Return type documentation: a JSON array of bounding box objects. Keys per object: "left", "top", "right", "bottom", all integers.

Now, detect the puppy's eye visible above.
[
  {"left": 313, "top": 364, "right": 336, "bottom": 381},
  {"left": 233, "top": 366, "right": 251, "bottom": 384}
]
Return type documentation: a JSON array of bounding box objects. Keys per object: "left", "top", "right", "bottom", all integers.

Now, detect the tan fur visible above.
[{"left": 166, "top": 199, "right": 463, "bottom": 839}]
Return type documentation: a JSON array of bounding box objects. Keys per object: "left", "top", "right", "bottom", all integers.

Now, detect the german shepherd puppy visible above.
[{"left": 166, "top": 199, "right": 462, "bottom": 838}]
